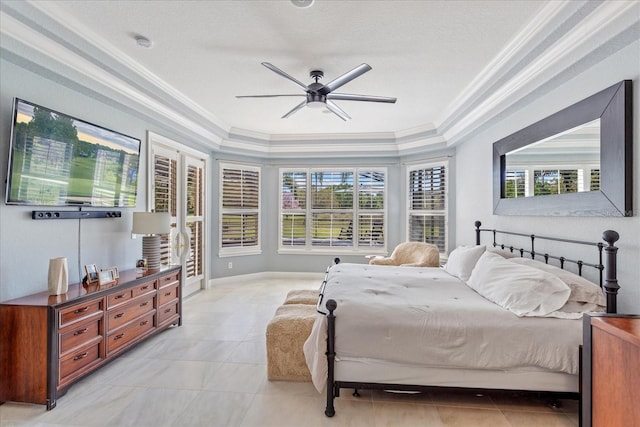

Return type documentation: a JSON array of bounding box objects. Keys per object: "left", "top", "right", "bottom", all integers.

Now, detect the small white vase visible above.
[{"left": 48, "top": 257, "right": 69, "bottom": 295}]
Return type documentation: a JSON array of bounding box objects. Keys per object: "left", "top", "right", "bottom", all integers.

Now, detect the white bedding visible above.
[{"left": 303, "top": 263, "right": 582, "bottom": 392}]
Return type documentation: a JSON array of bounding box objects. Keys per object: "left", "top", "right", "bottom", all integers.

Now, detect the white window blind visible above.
[
  {"left": 280, "top": 168, "right": 385, "bottom": 252},
  {"left": 220, "top": 165, "right": 260, "bottom": 254},
  {"left": 407, "top": 163, "right": 447, "bottom": 252},
  {"left": 152, "top": 153, "right": 176, "bottom": 266},
  {"left": 505, "top": 169, "right": 526, "bottom": 198}
]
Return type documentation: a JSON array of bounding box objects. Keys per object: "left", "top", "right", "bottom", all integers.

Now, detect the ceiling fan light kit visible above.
[{"left": 237, "top": 62, "right": 396, "bottom": 121}]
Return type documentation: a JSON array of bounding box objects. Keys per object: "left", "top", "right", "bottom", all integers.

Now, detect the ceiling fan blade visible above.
[
  {"left": 236, "top": 94, "right": 305, "bottom": 98},
  {"left": 282, "top": 100, "right": 308, "bottom": 118},
  {"left": 325, "top": 100, "right": 351, "bottom": 121},
  {"left": 261, "top": 62, "right": 308, "bottom": 91},
  {"left": 319, "top": 63, "right": 372, "bottom": 95},
  {"left": 328, "top": 93, "right": 397, "bottom": 103}
]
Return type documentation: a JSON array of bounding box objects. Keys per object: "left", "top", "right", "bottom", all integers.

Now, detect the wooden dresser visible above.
[
  {"left": 581, "top": 314, "right": 640, "bottom": 427},
  {"left": 0, "top": 266, "right": 181, "bottom": 410}
]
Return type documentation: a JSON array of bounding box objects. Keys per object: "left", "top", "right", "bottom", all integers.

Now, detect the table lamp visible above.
[{"left": 132, "top": 212, "right": 171, "bottom": 271}]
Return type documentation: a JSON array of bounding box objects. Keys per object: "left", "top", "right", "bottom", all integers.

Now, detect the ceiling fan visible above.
[{"left": 236, "top": 62, "right": 397, "bottom": 121}]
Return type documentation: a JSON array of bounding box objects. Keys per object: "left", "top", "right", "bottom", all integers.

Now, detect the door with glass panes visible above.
[{"left": 150, "top": 135, "right": 207, "bottom": 297}]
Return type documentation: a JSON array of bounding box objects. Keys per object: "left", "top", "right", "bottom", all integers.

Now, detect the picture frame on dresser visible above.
[
  {"left": 97, "top": 269, "right": 117, "bottom": 286},
  {"left": 84, "top": 264, "right": 99, "bottom": 284}
]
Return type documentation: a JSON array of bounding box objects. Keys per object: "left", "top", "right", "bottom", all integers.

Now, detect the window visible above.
[
  {"left": 220, "top": 164, "right": 260, "bottom": 256},
  {"left": 504, "top": 166, "right": 600, "bottom": 198},
  {"left": 407, "top": 162, "right": 447, "bottom": 252},
  {"left": 505, "top": 169, "right": 527, "bottom": 198},
  {"left": 280, "top": 168, "right": 385, "bottom": 253}
]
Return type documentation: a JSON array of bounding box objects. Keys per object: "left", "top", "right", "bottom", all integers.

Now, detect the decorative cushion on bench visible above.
[
  {"left": 283, "top": 289, "right": 319, "bottom": 305},
  {"left": 266, "top": 303, "right": 317, "bottom": 382}
]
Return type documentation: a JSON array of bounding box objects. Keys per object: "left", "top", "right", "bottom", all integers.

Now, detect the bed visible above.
[{"left": 303, "top": 221, "right": 621, "bottom": 417}]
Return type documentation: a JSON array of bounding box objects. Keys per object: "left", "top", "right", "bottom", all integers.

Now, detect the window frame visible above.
[
  {"left": 406, "top": 161, "right": 448, "bottom": 253},
  {"left": 278, "top": 167, "right": 387, "bottom": 255},
  {"left": 219, "top": 163, "right": 261, "bottom": 257}
]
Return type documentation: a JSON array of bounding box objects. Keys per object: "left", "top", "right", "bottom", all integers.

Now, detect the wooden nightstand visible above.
[{"left": 581, "top": 314, "right": 640, "bottom": 427}]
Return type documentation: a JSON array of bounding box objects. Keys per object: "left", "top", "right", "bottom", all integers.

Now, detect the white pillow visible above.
[
  {"left": 507, "top": 257, "right": 605, "bottom": 306},
  {"left": 443, "top": 245, "right": 486, "bottom": 281},
  {"left": 467, "top": 251, "right": 571, "bottom": 317}
]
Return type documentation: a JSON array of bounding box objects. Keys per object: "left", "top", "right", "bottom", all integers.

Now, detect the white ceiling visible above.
[
  {"left": 1, "top": 0, "right": 638, "bottom": 155},
  {"left": 10, "top": 0, "right": 545, "bottom": 134}
]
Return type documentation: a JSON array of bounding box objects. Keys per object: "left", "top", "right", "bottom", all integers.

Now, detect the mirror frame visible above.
[{"left": 493, "top": 80, "right": 632, "bottom": 216}]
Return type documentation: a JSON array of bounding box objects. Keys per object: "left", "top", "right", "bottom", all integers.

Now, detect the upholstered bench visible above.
[
  {"left": 283, "top": 289, "right": 319, "bottom": 305},
  {"left": 266, "top": 303, "right": 318, "bottom": 382}
]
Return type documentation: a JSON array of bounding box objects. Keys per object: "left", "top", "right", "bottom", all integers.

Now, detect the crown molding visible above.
[
  {"left": 442, "top": 0, "right": 640, "bottom": 146},
  {"left": 0, "top": 7, "right": 225, "bottom": 149},
  {"left": 2, "top": 1, "right": 637, "bottom": 159},
  {"left": 26, "top": 0, "right": 231, "bottom": 136}
]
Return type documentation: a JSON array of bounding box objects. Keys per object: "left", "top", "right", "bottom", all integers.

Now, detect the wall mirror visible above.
[{"left": 493, "top": 80, "right": 632, "bottom": 216}]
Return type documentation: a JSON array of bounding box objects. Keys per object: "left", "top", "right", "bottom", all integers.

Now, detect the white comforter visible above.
[{"left": 303, "top": 263, "right": 582, "bottom": 392}]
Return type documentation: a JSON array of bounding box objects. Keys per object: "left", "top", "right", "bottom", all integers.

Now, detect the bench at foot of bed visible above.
[{"left": 266, "top": 303, "right": 316, "bottom": 382}]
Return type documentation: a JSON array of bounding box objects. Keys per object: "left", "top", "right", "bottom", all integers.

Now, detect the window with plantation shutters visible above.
[
  {"left": 280, "top": 168, "right": 385, "bottom": 253},
  {"left": 407, "top": 163, "right": 447, "bottom": 253},
  {"left": 220, "top": 164, "right": 260, "bottom": 255},
  {"left": 505, "top": 169, "right": 527, "bottom": 198},
  {"left": 504, "top": 166, "right": 599, "bottom": 198}
]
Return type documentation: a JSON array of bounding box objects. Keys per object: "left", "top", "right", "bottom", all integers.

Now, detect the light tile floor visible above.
[{"left": 0, "top": 275, "right": 579, "bottom": 426}]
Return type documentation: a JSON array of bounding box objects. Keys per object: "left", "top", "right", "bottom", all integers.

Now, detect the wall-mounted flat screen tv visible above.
[{"left": 5, "top": 98, "right": 141, "bottom": 207}]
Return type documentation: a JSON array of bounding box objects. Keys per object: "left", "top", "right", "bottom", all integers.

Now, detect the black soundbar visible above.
[{"left": 32, "top": 210, "right": 122, "bottom": 220}]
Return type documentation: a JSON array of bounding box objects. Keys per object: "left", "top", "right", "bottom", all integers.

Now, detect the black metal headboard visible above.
[{"left": 474, "top": 220, "right": 619, "bottom": 314}]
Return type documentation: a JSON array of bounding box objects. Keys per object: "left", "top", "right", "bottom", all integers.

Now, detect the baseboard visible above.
[{"left": 207, "top": 271, "right": 325, "bottom": 289}]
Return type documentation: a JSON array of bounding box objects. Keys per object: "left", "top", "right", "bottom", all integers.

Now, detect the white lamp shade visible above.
[{"left": 132, "top": 212, "right": 171, "bottom": 235}]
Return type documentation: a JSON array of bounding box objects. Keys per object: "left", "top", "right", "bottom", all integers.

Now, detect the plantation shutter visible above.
[
  {"left": 358, "top": 171, "right": 384, "bottom": 247},
  {"left": 185, "top": 163, "right": 204, "bottom": 277},
  {"left": 408, "top": 163, "right": 447, "bottom": 252},
  {"left": 221, "top": 166, "right": 260, "bottom": 251},
  {"left": 153, "top": 153, "right": 177, "bottom": 265},
  {"left": 281, "top": 172, "right": 307, "bottom": 247}
]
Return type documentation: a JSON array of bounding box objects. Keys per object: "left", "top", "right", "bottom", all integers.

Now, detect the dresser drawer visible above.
[
  {"left": 107, "top": 289, "right": 133, "bottom": 309},
  {"left": 59, "top": 299, "right": 103, "bottom": 328},
  {"left": 107, "top": 294, "right": 155, "bottom": 332},
  {"left": 158, "top": 272, "right": 180, "bottom": 289},
  {"left": 59, "top": 341, "right": 102, "bottom": 384},
  {"left": 59, "top": 316, "right": 102, "bottom": 356},
  {"left": 132, "top": 280, "right": 156, "bottom": 298},
  {"left": 106, "top": 312, "right": 155, "bottom": 355},
  {"left": 158, "top": 283, "right": 180, "bottom": 306},
  {"left": 158, "top": 300, "right": 179, "bottom": 326}
]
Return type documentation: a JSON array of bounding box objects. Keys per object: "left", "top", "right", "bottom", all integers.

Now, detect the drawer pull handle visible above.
[
  {"left": 141, "top": 285, "right": 150, "bottom": 290},
  {"left": 73, "top": 328, "right": 89, "bottom": 336},
  {"left": 164, "top": 292, "right": 172, "bottom": 296},
  {"left": 140, "top": 320, "right": 149, "bottom": 326},
  {"left": 114, "top": 333, "right": 125, "bottom": 340},
  {"left": 74, "top": 307, "right": 89, "bottom": 314},
  {"left": 114, "top": 294, "right": 126, "bottom": 300},
  {"left": 164, "top": 308, "right": 172, "bottom": 313},
  {"left": 73, "top": 352, "right": 89, "bottom": 361},
  {"left": 140, "top": 302, "right": 149, "bottom": 307},
  {"left": 114, "top": 313, "right": 125, "bottom": 319}
]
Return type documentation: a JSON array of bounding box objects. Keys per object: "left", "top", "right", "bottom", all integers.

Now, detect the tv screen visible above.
[{"left": 5, "top": 98, "right": 141, "bottom": 207}]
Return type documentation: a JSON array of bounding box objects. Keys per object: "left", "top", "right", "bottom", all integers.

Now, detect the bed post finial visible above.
[
  {"left": 602, "top": 230, "right": 619, "bottom": 314},
  {"left": 475, "top": 221, "right": 482, "bottom": 245}
]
